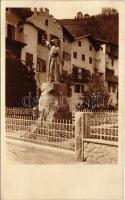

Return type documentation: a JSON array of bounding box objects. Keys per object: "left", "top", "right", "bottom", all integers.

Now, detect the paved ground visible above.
[{"left": 6, "top": 142, "right": 78, "bottom": 164}]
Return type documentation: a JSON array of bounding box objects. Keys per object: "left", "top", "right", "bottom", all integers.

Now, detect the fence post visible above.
[{"left": 75, "top": 112, "right": 90, "bottom": 162}]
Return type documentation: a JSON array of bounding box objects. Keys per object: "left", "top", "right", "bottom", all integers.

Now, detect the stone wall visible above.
[{"left": 84, "top": 142, "right": 118, "bottom": 164}]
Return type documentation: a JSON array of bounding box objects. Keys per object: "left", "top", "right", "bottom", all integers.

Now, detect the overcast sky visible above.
[{"left": 30, "top": 1, "right": 119, "bottom": 19}]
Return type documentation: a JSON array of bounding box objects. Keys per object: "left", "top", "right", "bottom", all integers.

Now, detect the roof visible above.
[
  {"left": 58, "top": 14, "right": 118, "bottom": 45},
  {"left": 62, "top": 26, "right": 74, "bottom": 42},
  {"left": 75, "top": 34, "right": 101, "bottom": 51},
  {"left": 75, "top": 34, "right": 92, "bottom": 40},
  {"left": 62, "top": 27, "right": 101, "bottom": 51},
  {"left": 18, "top": 21, "right": 45, "bottom": 33}
]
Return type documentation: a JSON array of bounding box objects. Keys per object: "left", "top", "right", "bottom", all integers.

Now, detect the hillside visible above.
[{"left": 58, "top": 14, "right": 118, "bottom": 45}]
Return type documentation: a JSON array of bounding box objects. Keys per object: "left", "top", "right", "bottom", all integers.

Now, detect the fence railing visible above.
[
  {"left": 89, "top": 125, "right": 118, "bottom": 141},
  {"left": 6, "top": 117, "right": 75, "bottom": 151},
  {"left": 89, "top": 112, "right": 118, "bottom": 141},
  {"left": 77, "top": 111, "right": 118, "bottom": 141},
  {"left": 6, "top": 107, "right": 34, "bottom": 117},
  {"left": 5, "top": 108, "right": 119, "bottom": 163}
]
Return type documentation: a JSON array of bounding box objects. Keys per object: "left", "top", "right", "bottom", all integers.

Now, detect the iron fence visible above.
[
  {"left": 88, "top": 112, "right": 118, "bottom": 141},
  {"left": 6, "top": 107, "right": 34, "bottom": 117},
  {"left": 6, "top": 116, "right": 75, "bottom": 151},
  {"left": 5, "top": 107, "right": 118, "bottom": 156}
]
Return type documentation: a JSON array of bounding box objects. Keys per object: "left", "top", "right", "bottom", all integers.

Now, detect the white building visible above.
[
  {"left": 25, "top": 8, "right": 63, "bottom": 94},
  {"left": 61, "top": 27, "right": 118, "bottom": 108}
]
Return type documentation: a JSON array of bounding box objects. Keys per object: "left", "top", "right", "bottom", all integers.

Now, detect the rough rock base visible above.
[{"left": 39, "top": 82, "right": 72, "bottom": 122}]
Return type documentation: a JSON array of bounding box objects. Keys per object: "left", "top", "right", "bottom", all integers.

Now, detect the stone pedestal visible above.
[{"left": 38, "top": 82, "right": 72, "bottom": 122}]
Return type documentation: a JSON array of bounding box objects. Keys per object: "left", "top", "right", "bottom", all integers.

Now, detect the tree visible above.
[
  {"left": 77, "top": 71, "right": 109, "bottom": 111},
  {"left": 6, "top": 58, "right": 37, "bottom": 107}
]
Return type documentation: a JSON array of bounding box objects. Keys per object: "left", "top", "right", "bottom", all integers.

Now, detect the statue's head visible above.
[{"left": 50, "top": 38, "right": 59, "bottom": 47}]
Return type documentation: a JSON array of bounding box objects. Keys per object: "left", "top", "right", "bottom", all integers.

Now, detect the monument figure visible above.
[
  {"left": 30, "top": 37, "right": 71, "bottom": 137},
  {"left": 42, "top": 38, "right": 64, "bottom": 82}
]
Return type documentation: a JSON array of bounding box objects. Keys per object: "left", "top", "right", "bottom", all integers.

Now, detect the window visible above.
[
  {"left": 111, "top": 59, "right": 114, "bottom": 66},
  {"left": 81, "top": 85, "right": 84, "bottom": 93},
  {"left": 113, "top": 85, "right": 116, "bottom": 92},
  {"left": 89, "top": 57, "right": 92, "bottom": 64},
  {"left": 73, "top": 51, "right": 77, "bottom": 59},
  {"left": 7, "top": 24, "right": 15, "bottom": 39},
  {"left": 37, "top": 58, "right": 46, "bottom": 73},
  {"left": 26, "top": 52, "right": 33, "bottom": 67},
  {"left": 63, "top": 37, "right": 66, "bottom": 43},
  {"left": 89, "top": 45, "right": 92, "bottom": 51},
  {"left": 108, "top": 86, "right": 112, "bottom": 93},
  {"left": 73, "top": 66, "right": 78, "bottom": 79},
  {"left": 38, "top": 33, "right": 42, "bottom": 44},
  {"left": 38, "top": 31, "right": 47, "bottom": 44},
  {"left": 67, "top": 53, "right": 70, "bottom": 60},
  {"left": 106, "top": 68, "right": 114, "bottom": 77},
  {"left": 63, "top": 51, "right": 71, "bottom": 61},
  {"left": 74, "top": 85, "right": 80, "bottom": 93},
  {"left": 45, "top": 19, "right": 48, "bottom": 26},
  {"left": 78, "top": 41, "right": 81, "bottom": 47},
  {"left": 82, "top": 54, "right": 85, "bottom": 61},
  {"left": 19, "top": 27, "right": 23, "bottom": 33},
  {"left": 6, "top": 50, "right": 12, "bottom": 58}
]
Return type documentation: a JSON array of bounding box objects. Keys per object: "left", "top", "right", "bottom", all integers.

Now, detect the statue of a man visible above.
[{"left": 42, "top": 38, "right": 64, "bottom": 82}]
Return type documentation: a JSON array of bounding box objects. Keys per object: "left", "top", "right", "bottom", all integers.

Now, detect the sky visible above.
[{"left": 29, "top": 1, "right": 120, "bottom": 19}]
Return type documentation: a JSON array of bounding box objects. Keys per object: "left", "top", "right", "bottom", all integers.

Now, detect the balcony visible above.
[
  {"left": 105, "top": 75, "right": 118, "bottom": 83},
  {"left": 72, "top": 72, "right": 91, "bottom": 83},
  {"left": 6, "top": 37, "right": 27, "bottom": 48},
  {"left": 62, "top": 71, "right": 91, "bottom": 85},
  {"left": 6, "top": 23, "right": 27, "bottom": 47},
  {"left": 105, "top": 68, "right": 118, "bottom": 83}
]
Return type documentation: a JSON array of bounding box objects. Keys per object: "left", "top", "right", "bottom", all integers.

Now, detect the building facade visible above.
[
  {"left": 60, "top": 28, "right": 118, "bottom": 109},
  {"left": 26, "top": 8, "right": 63, "bottom": 93},
  {"left": 5, "top": 8, "right": 37, "bottom": 107}
]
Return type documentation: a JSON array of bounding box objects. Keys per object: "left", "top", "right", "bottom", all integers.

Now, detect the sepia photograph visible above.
[
  {"left": 1, "top": 1, "right": 124, "bottom": 199},
  {"left": 5, "top": 4, "right": 119, "bottom": 164}
]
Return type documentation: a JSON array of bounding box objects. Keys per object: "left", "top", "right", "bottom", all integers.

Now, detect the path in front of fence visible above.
[{"left": 6, "top": 140, "right": 77, "bottom": 164}]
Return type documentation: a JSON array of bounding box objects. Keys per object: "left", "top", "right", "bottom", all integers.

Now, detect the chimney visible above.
[
  {"left": 44, "top": 8, "right": 49, "bottom": 14},
  {"left": 40, "top": 7, "right": 43, "bottom": 13},
  {"left": 77, "top": 12, "right": 83, "bottom": 19},
  {"left": 34, "top": 7, "right": 37, "bottom": 13}
]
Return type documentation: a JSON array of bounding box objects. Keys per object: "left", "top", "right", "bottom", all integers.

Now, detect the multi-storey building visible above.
[
  {"left": 60, "top": 25, "right": 118, "bottom": 108},
  {"left": 6, "top": 7, "right": 63, "bottom": 97},
  {"left": 6, "top": 8, "right": 33, "bottom": 62},
  {"left": 26, "top": 8, "right": 63, "bottom": 93},
  {"left": 5, "top": 8, "right": 36, "bottom": 106},
  {"left": 102, "top": 7, "right": 118, "bottom": 15}
]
